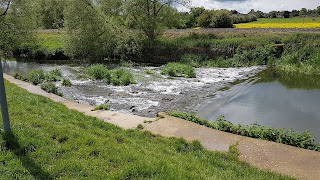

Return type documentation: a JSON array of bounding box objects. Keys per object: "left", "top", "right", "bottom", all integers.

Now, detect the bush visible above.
[
  {"left": 228, "top": 45, "right": 277, "bottom": 67},
  {"left": 110, "top": 68, "right": 136, "bottom": 86},
  {"left": 86, "top": 64, "right": 111, "bottom": 80},
  {"left": 14, "top": 73, "right": 28, "bottom": 81},
  {"left": 169, "top": 111, "right": 320, "bottom": 151},
  {"left": 162, "top": 63, "right": 196, "bottom": 78},
  {"left": 45, "top": 68, "right": 62, "bottom": 82},
  {"left": 62, "top": 79, "right": 72, "bottom": 87},
  {"left": 28, "top": 69, "right": 46, "bottom": 85},
  {"left": 41, "top": 82, "right": 63, "bottom": 96}
]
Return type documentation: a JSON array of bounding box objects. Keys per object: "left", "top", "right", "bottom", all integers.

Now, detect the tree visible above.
[
  {"left": 64, "top": 0, "right": 141, "bottom": 60},
  {"left": 125, "top": 0, "right": 190, "bottom": 41},
  {"left": 185, "top": 7, "right": 206, "bottom": 28},
  {"left": 198, "top": 10, "right": 233, "bottom": 28},
  {"left": 0, "top": 0, "right": 36, "bottom": 51},
  {"left": 283, "top": 11, "right": 290, "bottom": 18},
  {"left": 291, "top": 10, "right": 300, "bottom": 17},
  {"left": 299, "top": 8, "right": 307, "bottom": 16},
  {"left": 35, "top": 0, "right": 65, "bottom": 29},
  {"left": 317, "top": 6, "right": 320, "bottom": 15},
  {"left": 270, "top": 11, "right": 277, "bottom": 18}
]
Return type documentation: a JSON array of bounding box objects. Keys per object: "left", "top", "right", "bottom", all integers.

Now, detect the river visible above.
[{"left": 2, "top": 60, "right": 319, "bottom": 142}]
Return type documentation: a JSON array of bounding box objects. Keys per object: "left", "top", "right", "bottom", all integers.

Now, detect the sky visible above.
[{"left": 179, "top": 0, "right": 320, "bottom": 13}]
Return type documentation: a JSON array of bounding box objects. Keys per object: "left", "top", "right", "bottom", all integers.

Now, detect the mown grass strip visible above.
[{"left": 0, "top": 81, "right": 292, "bottom": 179}]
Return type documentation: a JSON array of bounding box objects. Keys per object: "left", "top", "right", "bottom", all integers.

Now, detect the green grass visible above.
[
  {"left": 248, "top": 17, "right": 320, "bottom": 24},
  {"left": 0, "top": 81, "right": 293, "bottom": 179},
  {"left": 36, "top": 32, "right": 65, "bottom": 52}
]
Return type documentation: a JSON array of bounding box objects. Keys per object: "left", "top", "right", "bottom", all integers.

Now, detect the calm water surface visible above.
[{"left": 197, "top": 69, "right": 320, "bottom": 142}]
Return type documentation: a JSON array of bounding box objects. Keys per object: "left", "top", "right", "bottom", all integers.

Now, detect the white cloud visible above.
[{"left": 182, "top": 0, "right": 320, "bottom": 13}]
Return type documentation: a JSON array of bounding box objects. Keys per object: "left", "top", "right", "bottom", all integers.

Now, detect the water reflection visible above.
[
  {"left": 200, "top": 68, "right": 320, "bottom": 142},
  {"left": 257, "top": 68, "right": 320, "bottom": 89}
]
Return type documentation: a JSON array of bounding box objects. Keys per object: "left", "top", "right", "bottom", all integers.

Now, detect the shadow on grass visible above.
[{"left": 3, "top": 132, "right": 53, "bottom": 180}]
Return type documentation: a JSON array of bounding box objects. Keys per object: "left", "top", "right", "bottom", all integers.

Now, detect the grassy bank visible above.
[{"left": 0, "top": 81, "right": 292, "bottom": 179}]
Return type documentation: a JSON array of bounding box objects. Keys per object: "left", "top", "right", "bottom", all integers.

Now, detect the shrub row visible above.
[
  {"left": 169, "top": 111, "right": 320, "bottom": 151},
  {"left": 14, "top": 68, "right": 67, "bottom": 96}
]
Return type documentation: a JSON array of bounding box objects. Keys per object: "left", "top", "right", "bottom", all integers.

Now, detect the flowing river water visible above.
[{"left": 2, "top": 60, "right": 320, "bottom": 142}]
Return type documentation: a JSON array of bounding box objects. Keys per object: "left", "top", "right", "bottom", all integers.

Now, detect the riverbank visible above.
[
  {"left": 1, "top": 75, "right": 292, "bottom": 179},
  {"left": 8, "top": 30, "right": 320, "bottom": 75},
  {"left": 3, "top": 74, "right": 320, "bottom": 179}
]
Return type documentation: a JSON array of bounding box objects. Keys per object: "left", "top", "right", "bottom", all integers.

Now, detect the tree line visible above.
[{"left": 1, "top": 0, "right": 320, "bottom": 61}]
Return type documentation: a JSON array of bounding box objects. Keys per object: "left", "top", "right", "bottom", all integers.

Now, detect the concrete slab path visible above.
[{"left": 4, "top": 74, "right": 320, "bottom": 180}]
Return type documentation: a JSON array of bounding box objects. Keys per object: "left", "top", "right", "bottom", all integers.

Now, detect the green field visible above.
[
  {"left": 0, "top": 81, "right": 292, "bottom": 179},
  {"left": 36, "top": 31, "right": 65, "bottom": 52},
  {"left": 248, "top": 17, "right": 320, "bottom": 24}
]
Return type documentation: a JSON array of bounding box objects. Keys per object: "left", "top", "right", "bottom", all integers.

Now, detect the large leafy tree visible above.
[
  {"left": 35, "top": 0, "right": 65, "bottom": 29},
  {"left": 64, "top": 0, "right": 141, "bottom": 60},
  {"left": 0, "top": 0, "right": 36, "bottom": 52},
  {"left": 126, "top": 0, "right": 190, "bottom": 41}
]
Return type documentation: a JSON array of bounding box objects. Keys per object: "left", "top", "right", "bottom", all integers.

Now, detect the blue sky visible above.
[{"left": 179, "top": 0, "right": 320, "bottom": 13}]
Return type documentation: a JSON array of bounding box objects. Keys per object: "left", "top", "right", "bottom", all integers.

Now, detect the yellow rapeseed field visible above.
[{"left": 235, "top": 23, "right": 320, "bottom": 28}]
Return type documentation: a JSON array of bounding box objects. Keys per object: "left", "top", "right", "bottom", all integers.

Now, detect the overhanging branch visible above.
[{"left": 0, "top": 0, "right": 12, "bottom": 17}]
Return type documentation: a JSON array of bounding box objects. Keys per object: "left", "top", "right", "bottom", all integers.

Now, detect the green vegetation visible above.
[
  {"left": 0, "top": 82, "right": 292, "bottom": 179},
  {"left": 27, "top": 69, "right": 46, "bottom": 85},
  {"left": 86, "top": 64, "right": 111, "bottom": 80},
  {"left": 169, "top": 111, "right": 320, "bottom": 151},
  {"left": 14, "top": 69, "right": 64, "bottom": 96},
  {"left": 197, "top": 10, "right": 234, "bottom": 28},
  {"left": 256, "top": 68, "right": 320, "bottom": 90},
  {"left": 92, "top": 104, "right": 110, "bottom": 111},
  {"left": 145, "top": 69, "right": 154, "bottom": 75},
  {"left": 36, "top": 32, "right": 64, "bottom": 52},
  {"left": 61, "top": 79, "right": 72, "bottom": 87},
  {"left": 110, "top": 68, "right": 136, "bottom": 86},
  {"left": 45, "top": 68, "right": 62, "bottom": 82},
  {"left": 41, "top": 82, "right": 63, "bottom": 96},
  {"left": 155, "top": 32, "right": 320, "bottom": 74},
  {"left": 85, "top": 64, "right": 136, "bottom": 86},
  {"left": 27, "top": 69, "right": 63, "bottom": 85},
  {"left": 162, "top": 63, "right": 196, "bottom": 78},
  {"left": 278, "top": 43, "right": 320, "bottom": 74}
]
